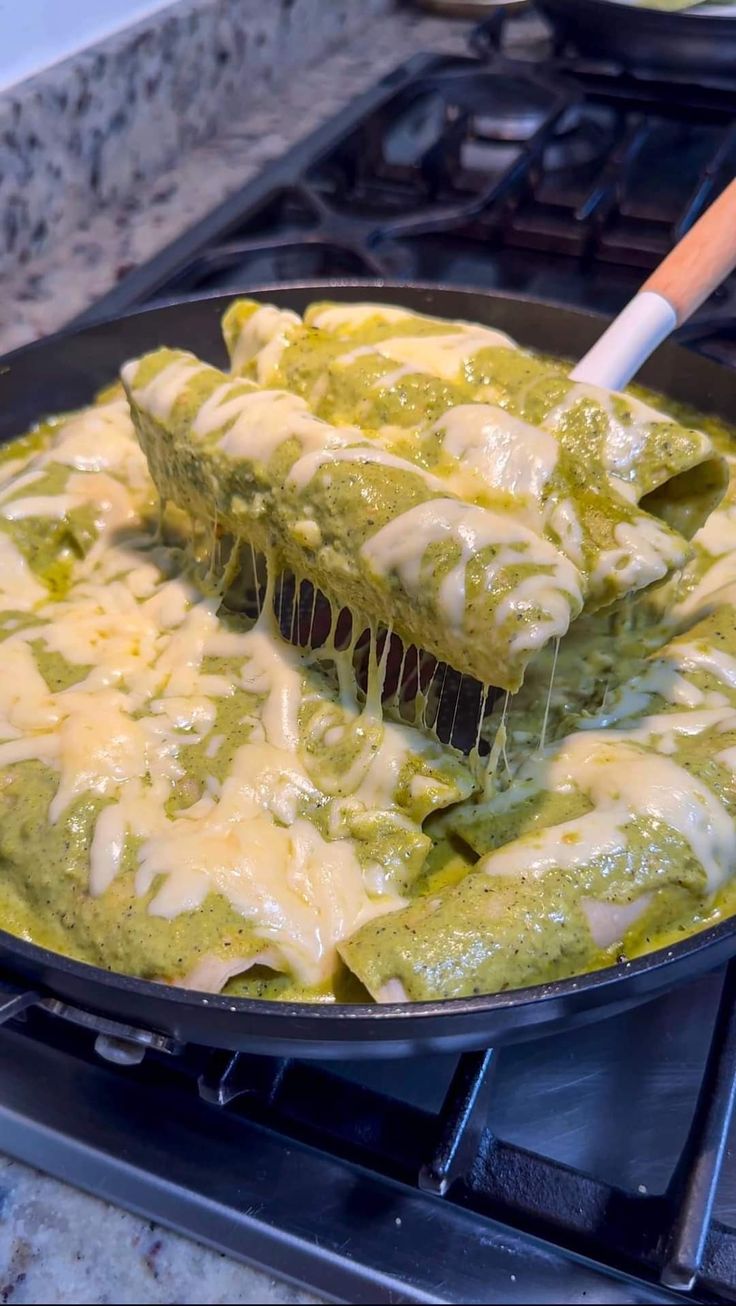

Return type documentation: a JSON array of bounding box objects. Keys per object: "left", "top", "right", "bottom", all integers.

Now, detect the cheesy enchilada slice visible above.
[
  {"left": 224, "top": 299, "right": 725, "bottom": 617},
  {"left": 122, "top": 348, "right": 585, "bottom": 692},
  {"left": 1, "top": 295, "right": 735, "bottom": 1008}
]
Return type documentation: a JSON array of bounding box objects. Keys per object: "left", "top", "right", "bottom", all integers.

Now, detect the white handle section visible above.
[{"left": 570, "top": 291, "right": 677, "bottom": 391}]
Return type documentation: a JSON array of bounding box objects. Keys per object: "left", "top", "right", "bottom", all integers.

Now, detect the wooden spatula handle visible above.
[
  {"left": 642, "top": 178, "right": 736, "bottom": 325},
  {"left": 572, "top": 177, "right": 736, "bottom": 390}
]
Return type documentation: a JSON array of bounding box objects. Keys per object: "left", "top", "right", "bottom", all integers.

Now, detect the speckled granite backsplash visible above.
[
  {"left": 0, "top": 0, "right": 391, "bottom": 272},
  {"left": 0, "top": 6, "right": 474, "bottom": 356}
]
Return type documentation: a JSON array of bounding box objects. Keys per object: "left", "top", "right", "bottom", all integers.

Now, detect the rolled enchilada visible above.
[
  {"left": 224, "top": 298, "right": 726, "bottom": 614},
  {"left": 341, "top": 509, "right": 736, "bottom": 1001},
  {"left": 122, "top": 349, "right": 586, "bottom": 692},
  {"left": 224, "top": 299, "right": 726, "bottom": 520},
  {"left": 341, "top": 687, "right": 736, "bottom": 1001},
  {"left": 122, "top": 319, "right": 721, "bottom": 693}
]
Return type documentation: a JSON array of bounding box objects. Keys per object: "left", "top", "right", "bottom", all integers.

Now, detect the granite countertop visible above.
[
  {"left": 0, "top": 6, "right": 471, "bottom": 1304},
  {"left": 0, "top": 1159, "right": 317, "bottom": 1304},
  {"left": 0, "top": 6, "right": 472, "bottom": 357}
]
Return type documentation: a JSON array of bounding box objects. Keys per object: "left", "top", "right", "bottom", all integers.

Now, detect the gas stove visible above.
[
  {"left": 4, "top": 11, "right": 736, "bottom": 1304},
  {"left": 3, "top": 966, "right": 736, "bottom": 1303},
  {"left": 74, "top": 10, "right": 736, "bottom": 364}
]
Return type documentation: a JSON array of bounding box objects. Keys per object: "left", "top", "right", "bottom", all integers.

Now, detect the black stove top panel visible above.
[
  {"left": 3, "top": 963, "right": 736, "bottom": 1303},
  {"left": 75, "top": 43, "right": 736, "bottom": 365}
]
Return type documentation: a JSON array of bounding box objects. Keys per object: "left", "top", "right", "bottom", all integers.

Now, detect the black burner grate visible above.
[
  {"left": 3, "top": 963, "right": 736, "bottom": 1301},
  {"left": 73, "top": 41, "right": 736, "bottom": 361}
]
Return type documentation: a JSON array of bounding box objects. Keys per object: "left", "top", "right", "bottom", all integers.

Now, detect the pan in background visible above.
[
  {"left": 414, "top": 0, "right": 529, "bottom": 16},
  {"left": 1, "top": 281, "right": 736, "bottom": 1059},
  {"left": 540, "top": 0, "right": 736, "bottom": 75}
]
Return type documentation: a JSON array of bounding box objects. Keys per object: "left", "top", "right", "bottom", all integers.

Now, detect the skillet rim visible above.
[{"left": 1, "top": 278, "right": 735, "bottom": 1036}]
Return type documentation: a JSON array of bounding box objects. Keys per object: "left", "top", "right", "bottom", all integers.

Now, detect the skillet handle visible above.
[{"left": 571, "top": 178, "right": 736, "bottom": 392}]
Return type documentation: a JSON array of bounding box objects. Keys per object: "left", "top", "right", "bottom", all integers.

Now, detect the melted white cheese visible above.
[
  {"left": 137, "top": 790, "right": 403, "bottom": 986},
  {"left": 486, "top": 735, "right": 736, "bottom": 893},
  {"left": 696, "top": 502, "right": 736, "bottom": 559},
  {"left": 123, "top": 356, "right": 208, "bottom": 422},
  {"left": 432, "top": 404, "right": 558, "bottom": 504},
  {"left": 239, "top": 624, "right": 305, "bottom": 753},
  {"left": 581, "top": 894, "right": 651, "bottom": 948},
  {"left": 626, "top": 708, "right": 735, "bottom": 755},
  {"left": 0, "top": 470, "right": 44, "bottom": 504},
  {"left": 89, "top": 801, "right": 127, "bottom": 896},
  {"left": 676, "top": 559, "right": 736, "bottom": 622},
  {"left": 48, "top": 399, "right": 146, "bottom": 480},
  {"left": 194, "top": 384, "right": 356, "bottom": 466},
  {"left": 228, "top": 304, "right": 300, "bottom": 380},
  {"left": 591, "top": 517, "right": 687, "bottom": 593},
  {"left": 306, "top": 303, "right": 414, "bottom": 331},
  {"left": 337, "top": 326, "right": 515, "bottom": 383},
  {"left": 361, "top": 498, "right": 582, "bottom": 639},
  {"left": 175, "top": 950, "right": 279, "bottom": 993},
  {"left": 545, "top": 498, "right": 585, "bottom": 569},
  {"left": 0, "top": 533, "right": 46, "bottom": 610},
  {"left": 2, "top": 493, "right": 79, "bottom": 520},
  {"left": 663, "top": 642, "right": 736, "bottom": 692},
  {"left": 287, "top": 443, "right": 446, "bottom": 494},
  {"left": 544, "top": 383, "right": 694, "bottom": 484},
  {"left": 0, "top": 397, "right": 149, "bottom": 610}
]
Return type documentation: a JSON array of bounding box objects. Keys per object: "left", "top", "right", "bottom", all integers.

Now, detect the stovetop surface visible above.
[
  {"left": 75, "top": 15, "right": 736, "bottom": 365},
  {"left": 4, "top": 10, "right": 736, "bottom": 1304},
  {"left": 2, "top": 965, "right": 736, "bottom": 1304}
]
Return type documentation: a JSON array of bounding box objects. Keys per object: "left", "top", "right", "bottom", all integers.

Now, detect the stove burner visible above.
[
  {"left": 382, "top": 90, "right": 449, "bottom": 168},
  {"left": 471, "top": 86, "right": 550, "bottom": 141},
  {"left": 434, "top": 70, "right": 556, "bottom": 141}
]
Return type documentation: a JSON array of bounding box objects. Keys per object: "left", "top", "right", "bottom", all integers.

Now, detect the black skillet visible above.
[
  {"left": 1, "top": 282, "right": 736, "bottom": 1059},
  {"left": 539, "top": 0, "right": 736, "bottom": 75}
]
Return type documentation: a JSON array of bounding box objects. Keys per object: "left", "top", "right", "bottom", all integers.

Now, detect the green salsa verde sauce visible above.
[{"left": 1, "top": 318, "right": 736, "bottom": 1002}]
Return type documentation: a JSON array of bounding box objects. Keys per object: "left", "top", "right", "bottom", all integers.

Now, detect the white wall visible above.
[{"left": 0, "top": 0, "right": 174, "bottom": 92}]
